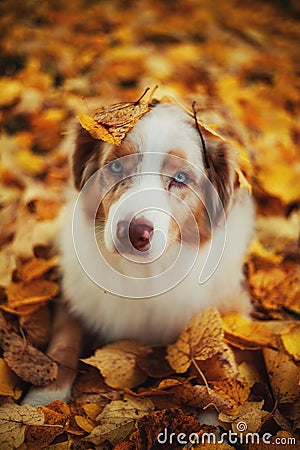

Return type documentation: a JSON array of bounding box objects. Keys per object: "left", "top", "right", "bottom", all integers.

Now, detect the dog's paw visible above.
[{"left": 21, "top": 385, "right": 71, "bottom": 407}]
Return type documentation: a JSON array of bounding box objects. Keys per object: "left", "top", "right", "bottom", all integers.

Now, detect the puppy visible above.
[{"left": 23, "top": 100, "right": 254, "bottom": 406}]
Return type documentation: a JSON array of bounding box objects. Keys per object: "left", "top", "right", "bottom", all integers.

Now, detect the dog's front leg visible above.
[{"left": 22, "top": 302, "right": 83, "bottom": 407}]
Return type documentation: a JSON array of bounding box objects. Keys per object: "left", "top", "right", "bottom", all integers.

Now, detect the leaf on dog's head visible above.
[
  {"left": 77, "top": 88, "right": 152, "bottom": 145},
  {"left": 167, "top": 307, "right": 224, "bottom": 373}
]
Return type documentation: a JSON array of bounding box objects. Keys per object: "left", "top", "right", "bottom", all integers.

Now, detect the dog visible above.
[{"left": 22, "top": 99, "right": 254, "bottom": 406}]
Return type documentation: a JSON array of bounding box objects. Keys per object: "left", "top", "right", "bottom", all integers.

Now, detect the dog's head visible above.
[{"left": 72, "top": 102, "right": 234, "bottom": 261}]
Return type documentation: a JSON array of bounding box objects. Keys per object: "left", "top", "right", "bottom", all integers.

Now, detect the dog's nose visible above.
[{"left": 117, "top": 220, "right": 153, "bottom": 252}]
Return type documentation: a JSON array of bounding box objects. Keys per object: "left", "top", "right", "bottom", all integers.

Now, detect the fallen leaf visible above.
[
  {"left": 280, "top": 323, "right": 300, "bottom": 361},
  {"left": 263, "top": 348, "right": 300, "bottom": 403},
  {"left": 167, "top": 307, "right": 224, "bottom": 373},
  {"left": 81, "top": 340, "right": 148, "bottom": 389},
  {"left": 0, "top": 359, "right": 22, "bottom": 400},
  {"left": 222, "top": 313, "right": 276, "bottom": 350},
  {"left": 6, "top": 279, "right": 59, "bottom": 309},
  {"left": 19, "top": 305, "right": 51, "bottom": 348},
  {"left": 85, "top": 395, "right": 154, "bottom": 446},
  {"left": 75, "top": 415, "right": 95, "bottom": 433},
  {"left": 17, "top": 256, "right": 59, "bottom": 283},
  {"left": 25, "top": 400, "right": 70, "bottom": 450},
  {"left": 0, "top": 403, "right": 44, "bottom": 450},
  {"left": 3, "top": 331, "right": 58, "bottom": 386},
  {"left": 197, "top": 342, "right": 239, "bottom": 381},
  {"left": 136, "top": 346, "right": 173, "bottom": 378},
  {"left": 131, "top": 408, "right": 213, "bottom": 449},
  {"left": 219, "top": 400, "right": 266, "bottom": 433}
]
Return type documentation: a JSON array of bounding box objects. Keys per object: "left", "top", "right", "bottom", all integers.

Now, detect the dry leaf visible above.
[
  {"left": 263, "top": 348, "right": 300, "bottom": 403},
  {"left": 85, "top": 395, "right": 154, "bottom": 446},
  {"left": 167, "top": 307, "right": 224, "bottom": 373},
  {"left": 280, "top": 323, "right": 300, "bottom": 361},
  {"left": 17, "top": 256, "right": 59, "bottom": 283},
  {"left": 0, "top": 403, "right": 44, "bottom": 450},
  {"left": 0, "top": 359, "right": 22, "bottom": 400},
  {"left": 25, "top": 400, "right": 70, "bottom": 450},
  {"left": 75, "top": 415, "right": 95, "bottom": 433},
  {"left": 3, "top": 331, "right": 58, "bottom": 386},
  {"left": 77, "top": 89, "right": 151, "bottom": 145},
  {"left": 197, "top": 342, "right": 239, "bottom": 381},
  {"left": 222, "top": 313, "right": 276, "bottom": 350},
  {"left": 6, "top": 279, "right": 59, "bottom": 309},
  {"left": 136, "top": 346, "right": 173, "bottom": 378},
  {"left": 19, "top": 305, "right": 51, "bottom": 348},
  {"left": 131, "top": 408, "right": 213, "bottom": 449},
  {"left": 81, "top": 340, "right": 148, "bottom": 389},
  {"left": 219, "top": 401, "right": 266, "bottom": 433}
]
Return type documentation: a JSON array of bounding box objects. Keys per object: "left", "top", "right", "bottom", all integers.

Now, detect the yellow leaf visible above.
[
  {"left": 222, "top": 313, "right": 276, "bottom": 349},
  {"left": 83, "top": 403, "right": 103, "bottom": 421},
  {"left": 17, "top": 149, "right": 47, "bottom": 176},
  {"left": 81, "top": 340, "right": 148, "bottom": 389},
  {"left": 17, "top": 256, "right": 59, "bottom": 283},
  {"left": 6, "top": 279, "right": 59, "bottom": 309},
  {"left": 75, "top": 415, "right": 95, "bottom": 433},
  {"left": 0, "top": 359, "right": 22, "bottom": 400},
  {"left": 77, "top": 114, "right": 118, "bottom": 144},
  {"left": 167, "top": 307, "right": 224, "bottom": 373},
  {"left": 280, "top": 324, "right": 300, "bottom": 361}
]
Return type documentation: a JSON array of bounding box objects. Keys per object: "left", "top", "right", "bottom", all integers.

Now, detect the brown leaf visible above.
[
  {"left": 136, "top": 346, "right": 174, "bottom": 378},
  {"left": 197, "top": 342, "right": 239, "bottom": 381},
  {"left": 19, "top": 305, "right": 51, "bottom": 348},
  {"left": 85, "top": 395, "right": 154, "bottom": 446},
  {"left": 3, "top": 331, "right": 58, "bottom": 386},
  {"left": 263, "top": 347, "right": 300, "bottom": 403},
  {"left": 131, "top": 408, "right": 214, "bottom": 449},
  {"left": 25, "top": 400, "right": 70, "bottom": 450},
  {"left": 81, "top": 340, "right": 148, "bottom": 389},
  {"left": 167, "top": 307, "right": 224, "bottom": 373},
  {"left": 0, "top": 403, "right": 44, "bottom": 450}
]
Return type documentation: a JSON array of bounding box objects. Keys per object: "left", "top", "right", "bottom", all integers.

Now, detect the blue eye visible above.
[
  {"left": 109, "top": 160, "right": 122, "bottom": 173},
  {"left": 173, "top": 171, "right": 188, "bottom": 184}
]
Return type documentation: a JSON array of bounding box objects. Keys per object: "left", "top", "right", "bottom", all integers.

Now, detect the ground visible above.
[{"left": 0, "top": 0, "right": 299, "bottom": 448}]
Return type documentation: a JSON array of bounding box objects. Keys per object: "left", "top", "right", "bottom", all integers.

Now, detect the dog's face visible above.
[{"left": 73, "top": 103, "right": 233, "bottom": 262}]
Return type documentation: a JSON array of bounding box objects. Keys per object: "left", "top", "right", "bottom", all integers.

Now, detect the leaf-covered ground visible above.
[{"left": 0, "top": 0, "right": 300, "bottom": 448}]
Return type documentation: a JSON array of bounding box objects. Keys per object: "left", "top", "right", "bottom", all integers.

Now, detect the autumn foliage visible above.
[{"left": 0, "top": 0, "right": 299, "bottom": 448}]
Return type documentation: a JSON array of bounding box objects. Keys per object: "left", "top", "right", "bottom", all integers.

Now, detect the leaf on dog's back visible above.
[
  {"left": 0, "top": 403, "right": 44, "bottom": 450},
  {"left": 3, "top": 331, "right": 58, "bottom": 386},
  {"left": 81, "top": 341, "right": 148, "bottom": 389},
  {"left": 167, "top": 307, "right": 224, "bottom": 373}
]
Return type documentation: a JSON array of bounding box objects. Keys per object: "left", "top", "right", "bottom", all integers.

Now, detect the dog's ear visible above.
[
  {"left": 203, "top": 138, "right": 233, "bottom": 224},
  {"left": 72, "top": 123, "right": 102, "bottom": 190}
]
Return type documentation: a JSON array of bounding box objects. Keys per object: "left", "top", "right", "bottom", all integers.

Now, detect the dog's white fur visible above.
[{"left": 23, "top": 102, "right": 254, "bottom": 406}]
